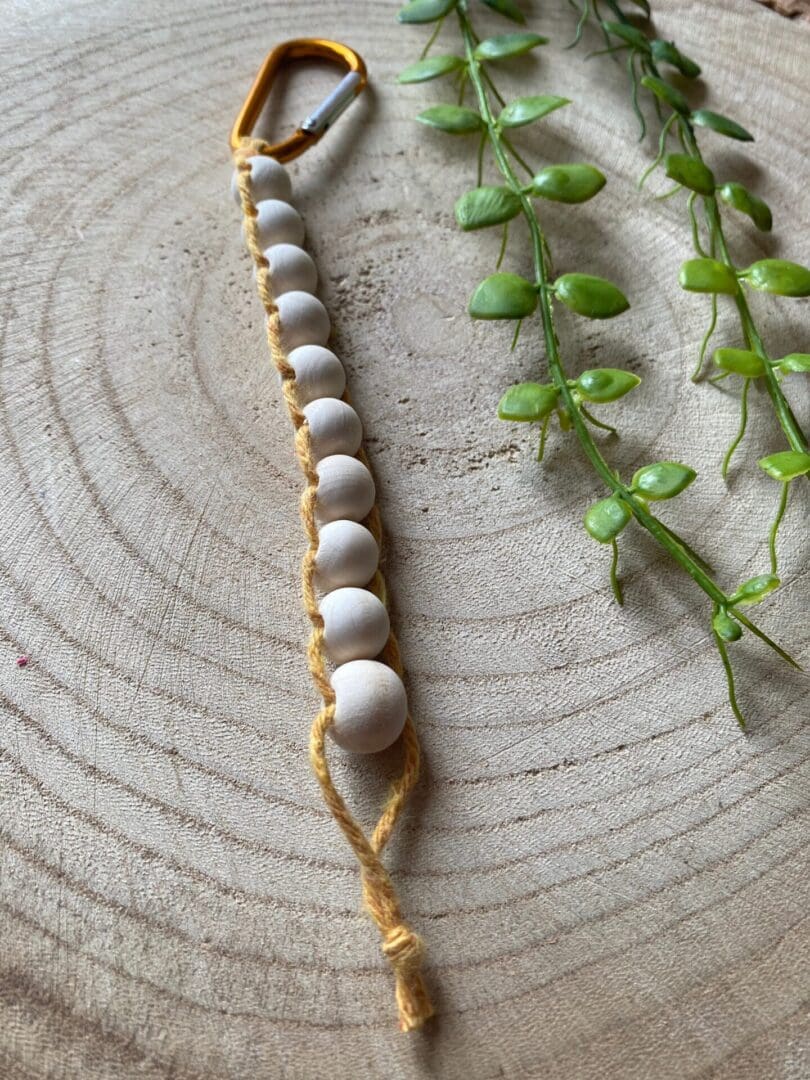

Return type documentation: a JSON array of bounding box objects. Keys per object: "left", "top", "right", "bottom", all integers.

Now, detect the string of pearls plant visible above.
[
  {"left": 397, "top": 0, "right": 801, "bottom": 727},
  {"left": 568, "top": 0, "right": 810, "bottom": 574}
]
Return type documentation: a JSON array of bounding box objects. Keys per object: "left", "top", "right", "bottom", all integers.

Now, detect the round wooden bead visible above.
[
  {"left": 303, "top": 398, "right": 362, "bottom": 461},
  {"left": 276, "top": 292, "right": 330, "bottom": 351},
  {"left": 248, "top": 199, "right": 305, "bottom": 249},
  {"left": 329, "top": 660, "right": 407, "bottom": 754},
  {"left": 263, "top": 243, "right": 317, "bottom": 296},
  {"left": 315, "top": 520, "right": 379, "bottom": 592},
  {"left": 320, "top": 587, "right": 390, "bottom": 665},
  {"left": 287, "top": 345, "right": 346, "bottom": 405},
  {"left": 315, "top": 455, "right": 375, "bottom": 524},
  {"left": 231, "top": 156, "right": 293, "bottom": 205}
]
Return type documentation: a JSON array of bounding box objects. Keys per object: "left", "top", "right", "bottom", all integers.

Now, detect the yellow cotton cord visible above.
[{"left": 233, "top": 137, "right": 433, "bottom": 1032}]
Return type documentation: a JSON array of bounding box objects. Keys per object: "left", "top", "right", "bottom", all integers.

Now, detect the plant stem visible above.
[
  {"left": 420, "top": 16, "right": 444, "bottom": 59},
  {"left": 769, "top": 481, "right": 789, "bottom": 576},
  {"left": 609, "top": 539, "right": 623, "bottom": 605},
  {"left": 721, "top": 375, "right": 750, "bottom": 479},
  {"left": 687, "top": 191, "right": 708, "bottom": 258},
  {"left": 713, "top": 628, "right": 745, "bottom": 728},
  {"left": 692, "top": 293, "right": 717, "bottom": 382},
  {"left": 656, "top": 521, "right": 714, "bottom": 574},
  {"left": 496, "top": 221, "right": 509, "bottom": 268},
  {"left": 581, "top": 405, "right": 617, "bottom": 435},
  {"left": 537, "top": 413, "right": 551, "bottom": 461}
]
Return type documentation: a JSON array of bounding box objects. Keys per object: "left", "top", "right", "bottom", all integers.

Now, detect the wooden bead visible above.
[
  {"left": 329, "top": 660, "right": 407, "bottom": 754},
  {"left": 315, "top": 455, "right": 375, "bottom": 524},
  {"left": 320, "top": 587, "right": 390, "bottom": 665},
  {"left": 248, "top": 199, "right": 305, "bottom": 249},
  {"left": 303, "top": 398, "right": 362, "bottom": 461},
  {"left": 315, "top": 520, "right": 379, "bottom": 592},
  {"left": 231, "top": 156, "right": 292, "bottom": 205},
  {"left": 287, "top": 345, "right": 346, "bottom": 405},
  {"left": 276, "top": 292, "right": 330, "bottom": 351},
  {"left": 263, "top": 243, "right": 317, "bottom": 296}
]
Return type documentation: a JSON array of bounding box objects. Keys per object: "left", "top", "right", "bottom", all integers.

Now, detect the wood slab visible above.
[{"left": 1, "top": 0, "right": 807, "bottom": 1076}]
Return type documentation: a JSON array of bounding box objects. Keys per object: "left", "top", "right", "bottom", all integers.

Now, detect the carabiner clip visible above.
[{"left": 229, "top": 38, "right": 367, "bottom": 162}]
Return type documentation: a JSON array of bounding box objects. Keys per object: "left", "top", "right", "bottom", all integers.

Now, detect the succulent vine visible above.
[
  {"left": 396, "top": 0, "right": 801, "bottom": 727},
  {"left": 568, "top": 0, "right": 810, "bottom": 569}
]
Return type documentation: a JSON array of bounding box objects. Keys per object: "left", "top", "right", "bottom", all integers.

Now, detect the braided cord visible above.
[{"left": 233, "top": 137, "right": 433, "bottom": 1031}]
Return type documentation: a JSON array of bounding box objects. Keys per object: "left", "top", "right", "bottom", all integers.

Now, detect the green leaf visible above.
[
  {"left": 640, "top": 75, "right": 689, "bottom": 114},
  {"left": 474, "top": 32, "right": 547, "bottom": 60},
  {"left": 631, "top": 461, "right": 696, "bottom": 500},
  {"left": 758, "top": 450, "right": 810, "bottom": 482},
  {"left": 731, "top": 574, "right": 780, "bottom": 606},
  {"left": 739, "top": 259, "right": 810, "bottom": 298},
  {"left": 554, "top": 273, "right": 630, "bottom": 319},
  {"left": 678, "top": 258, "right": 738, "bottom": 295},
  {"left": 692, "top": 109, "right": 753, "bottom": 142},
  {"left": 469, "top": 272, "right": 537, "bottom": 319},
  {"left": 584, "top": 496, "right": 632, "bottom": 543},
  {"left": 602, "top": 21, "right": 650, "bottom": 50},
  {"left": 713, "top": 348, "right": 765, "bottom": 378},
  {"left": 497, "top": 382, "right": 558, "bottom": 421},
  {"left": 576, "top": 368, "right": 640, "bottom": 403},
  {"left": 398, "top": 0, "right": 457, "bottom": 22},
  {"left": 650, "top": 39, "right": 701, "bottom": 78},
  {"left": 416, "top": 105, "right": 483, "bottom": 134},
  {"left": 777, "top": 353, "right": 810, "bottom": 374},
  {"left": 712, "top": 610, "right": 742, "bottom": 642},
  {"left": 455, "top": 186, "right": 521, "bottom": 230},
  {"left": 664, "top": 153, "right": 715, "bottom": 195},
  {"left": 498, "top": 95, "right": 569, "bottom": 128},
  {"left": 397, "top": 55, "right": 465, "bottom": 83},
  {"left": 480, "top": 0, "right": 526, "bottom": 23},
  {"left": 717, "top": 182, "right": 772, "bottom": 233},
  {"left": 529, "top": 164, "right": 606, "bottom": 204}
]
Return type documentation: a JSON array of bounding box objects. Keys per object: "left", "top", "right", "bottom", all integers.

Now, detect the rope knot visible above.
[
  {"left": 381, "top": 925, "right": 433, "bottom": 1031},
  {"left": 235, "top": 135, "right": 271, "bottom": 162},
  {"left": 382, "top": 925, "right": 424, "bottom": 972}
]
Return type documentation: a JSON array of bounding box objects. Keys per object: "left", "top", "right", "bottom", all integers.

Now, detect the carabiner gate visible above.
[{"left": 229, "top": 39, "right": 367, "bottom": 162}]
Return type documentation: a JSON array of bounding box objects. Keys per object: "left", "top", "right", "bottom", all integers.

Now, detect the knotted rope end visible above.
[{"left": 382, "top": 925, "right": 434, "bottom": 1032}]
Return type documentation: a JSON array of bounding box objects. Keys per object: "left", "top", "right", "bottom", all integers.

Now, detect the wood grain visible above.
[{"left": 1, "top": 1, "right": 808, "bottom": 1077}]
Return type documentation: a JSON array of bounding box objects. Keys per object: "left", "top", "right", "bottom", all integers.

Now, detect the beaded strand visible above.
[{"left": 232, "top": 138, "right": 433, "bottom": 1031}]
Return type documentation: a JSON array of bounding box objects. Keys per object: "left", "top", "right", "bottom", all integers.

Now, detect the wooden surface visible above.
[
  {"left": 755, "top": 0, "right": 810, "bottom": 20},
  {"left": 1, "top": 1, "right": 808, "bottom": 1077}
]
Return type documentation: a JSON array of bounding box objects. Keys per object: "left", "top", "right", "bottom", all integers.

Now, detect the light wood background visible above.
[{"left": 1, "top": 1, "right": 808, "bottom": 1077}]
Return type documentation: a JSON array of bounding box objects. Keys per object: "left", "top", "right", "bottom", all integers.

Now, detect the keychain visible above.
[{"left": 229, "top": 40, "right": 433, "bottom": 1031}]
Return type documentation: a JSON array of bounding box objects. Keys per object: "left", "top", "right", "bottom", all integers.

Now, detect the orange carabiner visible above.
[{"left": 229, "top": 38, "right": 367, "bottom": 162}]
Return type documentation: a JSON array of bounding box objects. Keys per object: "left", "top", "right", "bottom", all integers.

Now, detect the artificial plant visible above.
[{"left": 397, "top": 0, "right": 801, "bottom": 726}]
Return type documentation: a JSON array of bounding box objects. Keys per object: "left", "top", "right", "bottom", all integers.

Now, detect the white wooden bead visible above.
[
  {"left": 329, "top": 660, "right": 407, "bottom": 754},
  {"left": 303, "top": 398, "right": 362, "bottom": 461},
  {"left": 287, "top": 345, "right": 346, "bottom": 405},
  {"left": 276, "top": 291, "right": 330, "bottom": 350},
  {"left": 247, "top": 199, "right": 305, "bottom": 249},
  {"left": 315, "top": 455, "right": 375, "bottom": 524},
  {"left": 231, "top": 156, "right": 293, "bottom": 205},
  {"left": 263, "top": 243, "right": 317, "bottom": 296},
  {"left": 320, "top": 587, "right": 390, "bottom": 665},
  {"left": 315, "top": 520, "right": 379, "bottom": 592}
]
